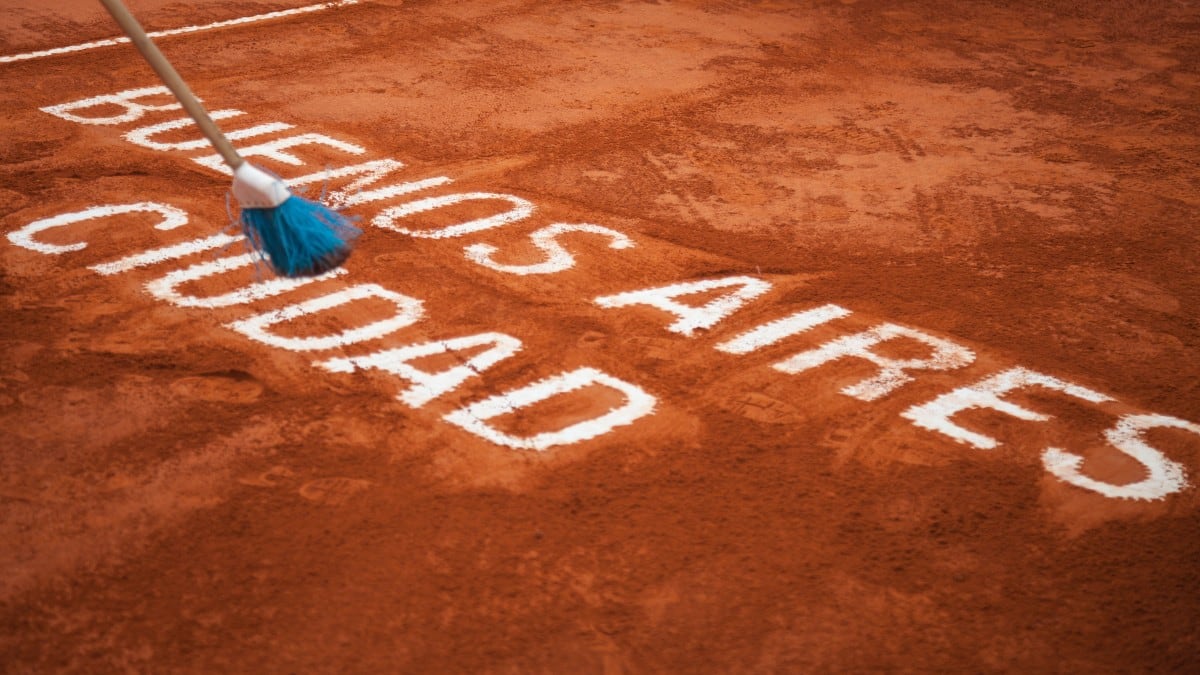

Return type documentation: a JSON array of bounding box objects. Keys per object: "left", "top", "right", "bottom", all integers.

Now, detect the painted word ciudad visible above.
[{"left": 11, "top": 86, "right": 1199, "bottom": 503}]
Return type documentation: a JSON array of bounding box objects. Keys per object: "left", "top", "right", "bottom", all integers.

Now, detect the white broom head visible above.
[{"left": 232, "top": 163, "right": 291, "bottom": 209}]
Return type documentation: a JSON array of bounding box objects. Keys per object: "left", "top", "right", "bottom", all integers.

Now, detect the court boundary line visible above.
[{"left": 0, "top": 0, "right": 359, "bottom": 64}]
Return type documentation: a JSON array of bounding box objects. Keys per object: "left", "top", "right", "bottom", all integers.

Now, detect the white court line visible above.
[{"left": 0, "top": 0, "right": 359, "bottom": 64}]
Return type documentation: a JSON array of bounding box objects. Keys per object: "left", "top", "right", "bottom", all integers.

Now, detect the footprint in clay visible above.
[
  {"left": 238, "top": 465, "right": 296, "bottom": 488},
  {"left": 298, "top": 477, "right": 374, "bottom": 506},
  {"left": 170, "top": 371, "right": 263, "bottom": 403},
  {"left": 720, "top": 392, "right": 802, "bottom": 425}
]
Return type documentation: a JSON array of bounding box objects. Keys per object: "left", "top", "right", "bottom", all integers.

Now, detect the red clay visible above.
[{"left": 2, "top": 0, "right": 1199, "bottom": 671}]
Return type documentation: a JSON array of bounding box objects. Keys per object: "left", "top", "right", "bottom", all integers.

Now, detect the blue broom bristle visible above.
[{"left": 240, "top": 195, "right": 361, "bottom": 277}]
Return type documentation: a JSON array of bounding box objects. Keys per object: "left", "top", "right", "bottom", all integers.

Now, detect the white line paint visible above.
[
  {"left": 287, "top": 159, "right": 408, "bottom": 193},
  {"left": 193, "top": 133, "right": 366, "bottom": 174},
  {"left": 443, "top": 367, "right": 657, "bottom": 451},
  {"left": 337, "top": 176, "right": 455, "bottom": 208},
  {"left": 465, "top": 223, "right": 634, "bottom": 275},
  {"left": 40, "top": 86, "right": 180, "bottom": 125},
  {"left": 902, "top": 367, "right": 1112, "bottom": 450},
  {"left": 319, "top": 332, "right": 523, "bottom": 407},
  {"left": 90, "top": 232, "right": 242, "bottom": 276},
  {"left": 284, "top": 160, "right": 455, "bottom": 207},
  {"left": 373, "top": 192, "right": 535, "bottom": 239},
  {"left": 7, "top": 202, "right": 189, "bottom": 255},
  {"left": 715, "top": 304, "right": 851, "bottom": 354},
  {"left": 2, "top": 1, "right": 360, "bottom": 64},
  {"left": 774, "top": 323, "right": 975, "bottom": 401},
  {"left": 595, "top": 276, "right": 772, "bottom": 337},
  {"left": 124, "top": 110, "right": 293, "bottom": 151},
  {"left": 227, "top": 284, "right": 424, "bottom": 351},
  {"left": 1043, "top": 414, "right": 1198, "bottom": 501},
  {"left": 285, "top": 160, "right": 448, "bottom": 206},
  {"left": 145, "top": 252, "right": 345, "bottom": 308}
]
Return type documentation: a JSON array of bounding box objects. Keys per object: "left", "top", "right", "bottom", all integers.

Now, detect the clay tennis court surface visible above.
[{"left": 2, "top": 0, "right": 1199, "bottom": 671}]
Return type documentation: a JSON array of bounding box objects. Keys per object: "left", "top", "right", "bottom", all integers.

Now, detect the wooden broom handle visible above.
[{"left": 98, "top": 0, "right": 244, "bottom": 169}]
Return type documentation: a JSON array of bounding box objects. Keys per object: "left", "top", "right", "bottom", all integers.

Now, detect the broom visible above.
[{"left": 98, "top": 0, "right": 359, "bottom": 277}]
